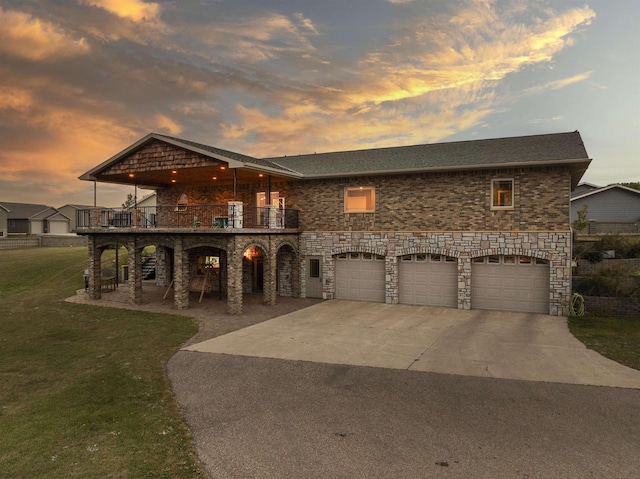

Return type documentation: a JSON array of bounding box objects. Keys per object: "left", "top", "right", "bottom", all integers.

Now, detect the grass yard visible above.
[
  {"left": 0, "top": 247, "right": 204, "bottom": 478},
  {"left": 568, "top": 316, "right": 640, "bottom": 371}
]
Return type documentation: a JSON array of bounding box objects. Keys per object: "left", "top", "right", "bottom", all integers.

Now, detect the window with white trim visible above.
[
  {"left": 345, "top": 187, "right": 375, "bottom": 212},
  {"left": 491, "top": 179, "right": 514, "bottom": 209}
]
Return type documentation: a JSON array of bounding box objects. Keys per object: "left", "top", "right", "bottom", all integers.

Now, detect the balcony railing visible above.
[{"left": 76, "top": 204, "right": 299, "bottom": 230}]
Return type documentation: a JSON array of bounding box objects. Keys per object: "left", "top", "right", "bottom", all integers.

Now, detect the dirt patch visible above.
[{"left": 66, "top": 283, "right": 324, "bottom": 346}]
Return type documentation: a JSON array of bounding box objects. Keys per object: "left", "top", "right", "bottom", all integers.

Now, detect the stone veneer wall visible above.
[{"left": 300, "top": 230, "right": 572, "bottom": 316}]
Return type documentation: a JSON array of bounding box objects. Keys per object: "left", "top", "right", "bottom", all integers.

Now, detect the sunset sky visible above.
[{"left": 1, "top": 0, "right": 638, "bottom": 207}]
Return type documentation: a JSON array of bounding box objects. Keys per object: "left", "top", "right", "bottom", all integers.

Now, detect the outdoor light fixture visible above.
[
  {"left": 128, "top": 173, "right": 134, "bottom": 178},
  {"left": 220, "top": 166, "right": 226, "bottom": 170},
  {"left": 172, "top": 170, "right": 177, "bottom": 174},
  {"left": 212, "top": 176, "right": 217, "bottom": 180}
]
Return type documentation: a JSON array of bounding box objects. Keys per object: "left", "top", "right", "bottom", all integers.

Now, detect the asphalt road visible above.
[{"left": 167, "top": 352, "right": 640, "bottom": 479}]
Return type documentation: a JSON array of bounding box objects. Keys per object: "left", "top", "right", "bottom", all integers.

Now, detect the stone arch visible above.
[
  {"left": 395, "top": 246, "right": 460, "bottom": 258},
  {"left": 331, "top": 244, "right": 386, "bottom": 257},
  {"left": 470, "top": 248, "right": 552, "bottom": 261},
  {"left": 275, "top": 242, "right": 300, "bottom": 298}
]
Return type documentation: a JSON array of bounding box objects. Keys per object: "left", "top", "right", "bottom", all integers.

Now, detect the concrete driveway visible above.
[{"left": 184, "top": 300, "right": 640, "bottom": 388}]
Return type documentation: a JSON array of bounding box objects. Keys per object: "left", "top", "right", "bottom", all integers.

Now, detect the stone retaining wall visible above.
[{"left": 583, "top": 296, "right": 640, "bottom": 318}]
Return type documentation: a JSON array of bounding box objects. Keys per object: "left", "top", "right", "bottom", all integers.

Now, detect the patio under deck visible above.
[{"left": 78, "top": 210, "right": 302, "bottom": 315}]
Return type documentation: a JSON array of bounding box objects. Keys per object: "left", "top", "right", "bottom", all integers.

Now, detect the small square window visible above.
[
  {"left": 430, "top": 254, "right": 441, "bottom": 262},
  {"left": 402, "top": 255, "right": 413, "bottom": 261},
  {"left": 345, "top": 187, "right": 375, "bottom": 212},
  {"left": 362, "top": 252, "right": 373, "bottom": 260},
  {"left": 472, "top": 257, "right": 485, "bottom": 263},
  {"left": 488, "top": 255, "right": 500, "bottom": 263},
  {"left": 337, "top": 253, "right": 347, "bottom": 260},
  {"left": 519, "top": 256, "right": 532, "bottom": 264},
  {"left": 445, "top": 256, "right": 456, "bottom": 263},
  {"left": 504, "top": 255, "right": 516, "bottom": 264},
  {"left": 535, "top": 258, "right": 548, "bottom": 265},
  {"left": 416, "top": 254, "right": 427, "bottom": 262},
  {"left": 491, "top": 179, "right": 514, "bottom": 209},
  {"left": 350, "top": 252, "right": 360, "bottom": 260},
  {"left": 375, "top": 254, "right": 385, "bottom": 261}
]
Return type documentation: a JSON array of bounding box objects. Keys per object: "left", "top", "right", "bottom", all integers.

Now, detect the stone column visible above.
[
  {"left": 291, "top": 248, "right": 301, "bottom": 298},
  {"left": 88, "top": 236, "right": 102, "bottom": 300},
  {"left": 155, "top": 245, "right": 167, "bottom": 287},
  {"left": 458, "top": 256, "right": 472, "bottom": 310},
  {"left": 174, "top": 237, "right": 190, "bottom": 310},
  {"left": 227, "top": 237, "right": 243, "bottom": 314},
  {"left": 263, "top": 240, "right": 277, "bottom": 306},
  {"left": 385, "top": 255, "right": 398, "bottom": 304},
  {"left": 128, "top": 237, "right": 143, "bottom": 304}
]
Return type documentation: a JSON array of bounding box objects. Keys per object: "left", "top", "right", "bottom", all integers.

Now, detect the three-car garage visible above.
[{"left": 333, "top": 252, "right": 550, "bottom": 314}]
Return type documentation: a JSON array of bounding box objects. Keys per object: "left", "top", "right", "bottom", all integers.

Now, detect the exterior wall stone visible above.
[{"left": 300, "top": 230, "right": 572, "bottom": 316}]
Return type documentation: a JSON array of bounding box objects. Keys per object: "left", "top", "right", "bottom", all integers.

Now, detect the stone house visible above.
[{"left": 77, "top": 131, "right": 591, "bottom": 316}]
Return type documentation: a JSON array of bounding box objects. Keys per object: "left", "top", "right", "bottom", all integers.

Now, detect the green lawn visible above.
[
  {"left": 568, "top": 315, "right": 640, "bottom": 371},
  {"left": 0, "top": 247, "right": 204, "bottom": 478}
]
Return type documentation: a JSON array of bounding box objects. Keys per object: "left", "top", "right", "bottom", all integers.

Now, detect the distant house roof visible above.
[
  {"left": 571, "top": 182, "right": 601, "bottom": 198},
  {"left": 265, "top": 131, "right": 590, "bottom": 188},
  {"left": 571, "top": 184, "right": 640, "bottom": 202},
  {"left": 0, "top": 202, "right": 53, "bottom": 220},
  {"left": 59, "top": 204, "right": 96, "bottom": 210}
]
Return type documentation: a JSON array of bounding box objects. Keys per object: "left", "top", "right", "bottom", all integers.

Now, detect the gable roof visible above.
[
  {"left": 571, "top": 184, "right": 640, "bottom": 202},
  {"left": 265, "top": 132, "right": 590, "bottom": 182},
  {"left": 0, "top": 202, "right": 53, "bottom": 220},
  {"left": 79, "top": 132, "right": 300, "bottom": 183}
]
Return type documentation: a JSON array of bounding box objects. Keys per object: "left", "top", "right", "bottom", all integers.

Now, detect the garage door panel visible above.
[
  {"left": 472, "top": 256, "right": 549, "bottom": 314},
  {"left": 335, "top": 254, "right": 385, "bottom": 302},
  {"left": 399, "top": 255, "right": 457, "bottom": 307}
]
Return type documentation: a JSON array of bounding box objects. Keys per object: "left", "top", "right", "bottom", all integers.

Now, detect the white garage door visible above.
[
  {"left": 472, "top": 255, "right": 549, "bottom": 314},
  {"left": 399, "top": 253, "right": 458, "bottom": 307},
  {"left": 335, "top": 252, "right": 385, "bottom": 302}
]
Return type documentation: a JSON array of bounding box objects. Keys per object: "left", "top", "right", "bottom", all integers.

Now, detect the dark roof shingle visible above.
[{"left": 264, "top": 132, "right": 589, "bottom": 177}]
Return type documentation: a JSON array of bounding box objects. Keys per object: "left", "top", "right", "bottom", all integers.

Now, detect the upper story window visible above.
[
  {"left": 345, "top": 187, "right": 375, "bottom": 212},
  {"left": 491, "top": 179, "right": 514, "bottom": 209}
]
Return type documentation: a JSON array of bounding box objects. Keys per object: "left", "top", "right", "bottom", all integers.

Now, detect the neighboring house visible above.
[
  {"left": 30, "top": 207, "right": 71, "bottom": 235},
  {"left": 136, "top": 192, "right": 156, "bottom": 208},
  {"left": 59, "top": 204, "right": 97, "bottom": 232},
  {"left": 77, "top": 131, "right": 591, "bottom": 316},
  {"left": 0, "top": 204, "right": 8, "bottom": 237},
  {"left": 0, "top": 202, "right": 69, "bottom": 235},
  {"left": 571, "top": 184, "right": 640, "bottom": 223}
]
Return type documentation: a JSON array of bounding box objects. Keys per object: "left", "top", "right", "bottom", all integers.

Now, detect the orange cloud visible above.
[
  {"left": 80, "top": 0, "right": 161, "bottom": 23},
  {"left": 0, "top": 87, "right": 33, "bottom": 112},
  {"left": 0, "top": 7, "right": 89, "bottom": 61},
  {"left": 218, "top": 2, "right": 595, "bottom": 154}
]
